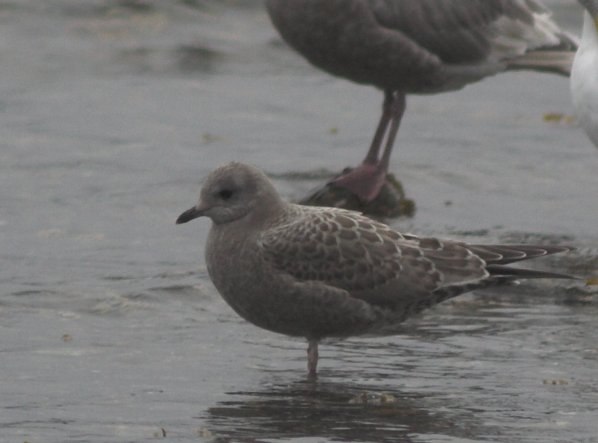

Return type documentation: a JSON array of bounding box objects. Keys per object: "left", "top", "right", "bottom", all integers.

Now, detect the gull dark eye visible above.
[{"left": 218, "top": 189, "right": 233, "bottom": 200}]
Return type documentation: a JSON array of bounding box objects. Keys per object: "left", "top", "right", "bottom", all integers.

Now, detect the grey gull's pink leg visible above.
[{"left": 331, "top": 91, "right": 406, "bottom": 202}]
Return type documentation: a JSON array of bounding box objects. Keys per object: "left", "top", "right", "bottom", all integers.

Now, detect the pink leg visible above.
[
  {"left": 307, "top": 339, "right": 319, "bottom": 379},
  {"left": 363, "top": 91, "right": 395, "bottom": 164},
  {"left": 377, "top": 92, "right": 405, "bottom": 173},
  {"left": 330, "top": 91, "right": 406, "bottom": 202}
]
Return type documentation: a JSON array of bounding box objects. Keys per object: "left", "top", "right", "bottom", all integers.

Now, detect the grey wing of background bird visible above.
[{"left": 368, "top": 0, "right": 578, "bottom": 75}]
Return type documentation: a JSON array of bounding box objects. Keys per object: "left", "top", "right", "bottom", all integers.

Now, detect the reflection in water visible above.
[
  {"left": 200, "top": 278, "right": 598, "bottom": 443},
  {"left": 205, "top": 378, "right": 482, "bottom": 442}
]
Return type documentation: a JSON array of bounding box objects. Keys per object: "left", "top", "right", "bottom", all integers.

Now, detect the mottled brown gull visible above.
[
  {"left": 176, "top": 162, "right": 575, "bottom": 377},
  {"left": 266, "top": 0, "right": 578, "bottom": 203}
]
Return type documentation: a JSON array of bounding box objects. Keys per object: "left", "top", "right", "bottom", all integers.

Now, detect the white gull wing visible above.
[{"left": 571, "top": 10, "right": 598, "bottom": 148}]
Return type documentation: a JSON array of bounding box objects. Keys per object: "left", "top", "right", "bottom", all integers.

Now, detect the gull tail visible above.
[
  {"left": 466, "top": 244, "right": 573, "bottom": 265},
  {"left": 431, "top": 244, "right": 577, "bottom": 304},
  {"left": 506, "top": 50, "right": 576, "bottom": 77},
  {"left": 485, "top": 265, "right": 577, "bottom": 280}
]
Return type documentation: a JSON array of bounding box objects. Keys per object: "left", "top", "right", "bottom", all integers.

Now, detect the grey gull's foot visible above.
[
  {"left": 330, "top": 91, "right": 405, "bottom": 204},
  {"left": 300, "top": 170, "right": 415, "bottom": 219},
  {"left": 328, "top": 162, "right": 387, "bottom": 203}
]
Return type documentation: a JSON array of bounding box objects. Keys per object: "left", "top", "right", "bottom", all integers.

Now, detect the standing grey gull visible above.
[
  {"left": 176, "top": 162, "right": 575, "bottom": 377},
  {"left": 266, "top": 0, "right": 578, "bottom": 203},
  {"left": 571, "top": 0, "right": 598, "bottom": 148}
]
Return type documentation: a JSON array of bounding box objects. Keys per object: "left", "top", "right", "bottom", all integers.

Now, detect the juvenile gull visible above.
[
  {"left": 266, "top": 0, "right": 578, "bottom": 202},
  {"left": 571, "top": 0, "right": 598, "bottom": 148},
  {"left": 176, "top": 162, "right": 575, "bottom": 377}
]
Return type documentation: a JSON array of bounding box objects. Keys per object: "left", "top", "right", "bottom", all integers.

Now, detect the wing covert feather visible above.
[
  {"left": 367, "top": 0, "right": 559, "bottom": 64},
  {"left": 259, "top": 209, "right": 406, "bottom": 292},
  {"left": 259, "top": 208, "right": 489, "bottom": 297}
]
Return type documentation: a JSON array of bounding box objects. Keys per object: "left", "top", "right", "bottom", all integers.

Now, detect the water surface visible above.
[{"left": 1, "top": 1, "right": 597, "bottom": 442}]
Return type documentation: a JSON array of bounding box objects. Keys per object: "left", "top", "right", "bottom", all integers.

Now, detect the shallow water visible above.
[{"left": 1, "top": 1, "right": 597, "bottom": 442}]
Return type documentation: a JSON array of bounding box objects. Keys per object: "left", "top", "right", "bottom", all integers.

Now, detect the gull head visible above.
[{"left": 176, "top": 162, "right": 283, "bottom": 226}]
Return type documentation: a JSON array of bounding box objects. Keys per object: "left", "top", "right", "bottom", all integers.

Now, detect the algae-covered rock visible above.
[{"left": 299, "top": 169, "right": 415, "bottom": 219}]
